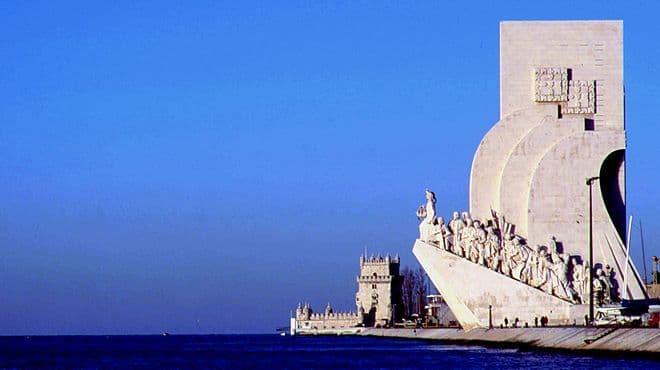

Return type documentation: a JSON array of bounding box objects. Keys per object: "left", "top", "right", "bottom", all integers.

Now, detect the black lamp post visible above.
[{"left": 586, "top": 176, "right": 600, "bottom": 325}]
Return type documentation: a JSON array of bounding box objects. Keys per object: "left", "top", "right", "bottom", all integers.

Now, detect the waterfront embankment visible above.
[
  {"left": 294, "top": 327, "right": 362, "bottom": 336},
  {"left": 359, "top": 327, "right": 660, "bottom": 354}
]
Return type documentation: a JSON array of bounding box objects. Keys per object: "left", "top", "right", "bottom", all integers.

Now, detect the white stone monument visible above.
[{"left": 413, "top": 21, "right": 647, "bottom": 330}]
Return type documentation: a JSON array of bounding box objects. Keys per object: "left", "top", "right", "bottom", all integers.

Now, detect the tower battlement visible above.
[
  {"left": 360, "top": 254, "right": 400, "bottom": 265},
  {"left": 359, "top": 254, "right": 400, "bottom": 278}
]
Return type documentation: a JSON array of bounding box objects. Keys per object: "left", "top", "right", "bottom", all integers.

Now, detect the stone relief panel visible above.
[
  {"left": 561, "top": 80, "right": 596, "bottom": 114},
  {"left": 534, "top": 67, "right": 596, "bottom": 115},
  {"left": 534, "top": 67, "right": 569, "bottom": 102}
]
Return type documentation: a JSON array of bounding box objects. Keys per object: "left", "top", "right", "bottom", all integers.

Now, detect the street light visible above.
[{"left": 586, "top": 176, "right": 600, "bottom": 325}]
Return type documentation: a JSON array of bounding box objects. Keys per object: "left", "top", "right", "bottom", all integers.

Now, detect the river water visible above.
[{"left": 0, "top": 334, "right": 656, "bottom": 369}]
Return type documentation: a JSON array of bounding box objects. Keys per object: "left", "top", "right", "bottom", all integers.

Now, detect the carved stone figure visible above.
[
  {"left": 512, "top": 237, "right": 531, "bottom": 280},
  {"left": 463, "top": 223, "right": 476, "bottom": 263},
  {"left": 541, "top": 250, "right": 556, "bottom": 293},
  {"left": 521, "top": 246, "right": 536, "bottom": 285},
  {"left": 604, "top": 265, "right": 619, "bottom": 301},
  {"left": 459, "top": 214, "right": 474, "bottom": 261},
  {"left": 436, "top": 217, "right": 453, "bottom": 251},
  {"left": 502, "top": 236, "right": 521, "bottom": 278},
  {"left": 528, "top": 246, "right": 542, "bottom": 285},
  {"left": 474, "top": 221, "right": 487, "bottom": 265},
  {"left": 571, "top": 258, "right": 585, "bottom": 303},
  {"left": 597, "top": 268, "right": 613, "bottom": 305},
  {"left": 549, "top": 236, "right": 558, "bottom": 254},
  {"left": 501, "top": 234, "right": 514, "bottom": 276},
  {"left": 449, "top": 212, "right": 466, "bottom": 257},
  {"left": 418, "top": 189, "right": 437, "bottom": 242},
  {"left": 549, "top": 252, "right": 575, "bottom": 301},
  {"left": 429, "top": 217, "right": 450, "bottom": 250},
  {"left": 593, "top": 270, "right": 605, "bottom": 305},
  {"left": 485, "top": 226, "right": 501, "bottom": 270},
  {"left": 507, "top": 238, "right": 526, "bottom": 280}
]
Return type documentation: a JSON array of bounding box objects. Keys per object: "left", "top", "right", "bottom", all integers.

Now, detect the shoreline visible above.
[{"left": 357, "top": 327, "right": 660, "bottom": 355}]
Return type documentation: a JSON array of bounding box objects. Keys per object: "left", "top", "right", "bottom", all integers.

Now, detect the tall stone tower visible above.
[{"left": 355, "top": 255, "right": 404, "bottom": 327}]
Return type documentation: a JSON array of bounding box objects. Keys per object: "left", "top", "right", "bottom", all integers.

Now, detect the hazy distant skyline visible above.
[{"left": 1, "top": 1, "right": 659, "bottom": 334}]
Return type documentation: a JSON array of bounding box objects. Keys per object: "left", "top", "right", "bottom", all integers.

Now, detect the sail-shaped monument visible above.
[{"left": 413, "top": 21, "right": 647, "bottom": 330}]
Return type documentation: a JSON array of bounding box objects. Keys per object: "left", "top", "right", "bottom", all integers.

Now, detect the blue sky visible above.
[{"left": 1, "top": 1, "right": 659, "bottom": 334}]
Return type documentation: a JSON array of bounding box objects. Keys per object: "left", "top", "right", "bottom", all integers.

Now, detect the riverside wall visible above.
[
  {"left": 359, "top": 327, "right": 660, "bottom": 354},
  {"left": 294, "top": 327, "right": 362, "bottom": 336}
]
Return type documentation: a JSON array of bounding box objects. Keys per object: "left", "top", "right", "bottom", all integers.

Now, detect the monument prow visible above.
[{"left": 414, "top": 239, "right": 579, "bottom": 330}]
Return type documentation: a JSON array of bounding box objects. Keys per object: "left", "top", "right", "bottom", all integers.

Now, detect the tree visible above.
[
  {"left": 401, "top": 266, "right": 414, "bottom": 318},
  {"left": 400, "top": 265, "right": 430, "bottom": 318},
  {"left": 415, "top": 267, "right": 428, "bottom": 315}
]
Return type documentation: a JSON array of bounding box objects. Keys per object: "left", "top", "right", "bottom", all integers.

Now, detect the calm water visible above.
[{"left": 0, "top": 334, "right": 657, "bottom": 369}]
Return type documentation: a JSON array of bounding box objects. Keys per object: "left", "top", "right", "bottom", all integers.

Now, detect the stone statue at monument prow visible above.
[{"left": 417, "top": 189, "right": 437, "bottom": 242}]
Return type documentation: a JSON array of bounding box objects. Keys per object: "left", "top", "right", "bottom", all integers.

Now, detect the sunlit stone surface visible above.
[{"left": 415, "top": 21, "right": 647, "bottom": 329}]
